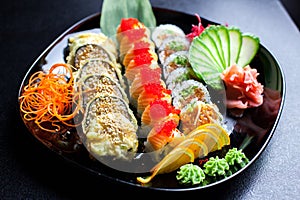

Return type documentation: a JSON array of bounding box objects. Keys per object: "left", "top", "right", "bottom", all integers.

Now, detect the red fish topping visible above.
[
  {"left": 119, "top": 18, "right": 147, "bottom": 43},
  {"left": 149, "top": 99, "right": 181, "bottom": 122},
  {"left": 133, "top": 50, "right": 155, "bottom": 66},
  {"left": 140, "top": 66, "right": 161, "bottom": 85},
  {"left": 155, "top": 119, "right": 178, "bottom": 138},
  {"left": 133, "top": 40, "right": 151, "bottom": 55},
  {"left": 119, "top": 18, "right": 144, "bottom": 32},
  {"left": 147, "top": 118, "right": 180, "bottom": 150},
  {"left": 144, "top": 83, "right": 171, "bottom": 98}
]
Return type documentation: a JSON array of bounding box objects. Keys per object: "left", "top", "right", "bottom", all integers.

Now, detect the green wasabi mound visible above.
[
  {"left": 176, "top": 163, "right": 205, "bottom": 185},
  {"left": 203, "top": 156, "right": 229, "bottom": 177},
  {"left": 175, "top": 148, "right": 250, "bottom": 186},
  {"left": 225, "top": 147, "right": 249, "bottom": 168}
]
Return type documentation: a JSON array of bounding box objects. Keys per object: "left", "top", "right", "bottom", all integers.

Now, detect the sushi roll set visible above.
[
  {"left": 151, "top": 24, "right": 224, "bottom": 135},
  {"left": 116, "top": 18, "right": 184, "bottom": 152},
  {"left": 66, "top": 32, "right": 139, "bottom": 161}
]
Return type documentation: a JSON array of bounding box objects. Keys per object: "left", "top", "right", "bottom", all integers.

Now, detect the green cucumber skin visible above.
[
  {"left": 228, "top": 27, "right": 242, "bottom": 66},
  {"left": 191, "top": 36, "right": 224, "bottom": 72},
  {"left": 199, "top": 28, "right": 224, "bottom": 70},
  {"left": 217, "top": 26, "right": 231, "bottom": 68},
  {"left": 188, "top": 24, "right": 260, "bottom": 90},
  {"left": 189, "top": 40, "right": 223, "bottom": 89},
  {"left": 236, "top": 34, "right": 260, "bottom": 67},
  {"left": 205, "top": 25, "right": 227, "bottom": 69}
]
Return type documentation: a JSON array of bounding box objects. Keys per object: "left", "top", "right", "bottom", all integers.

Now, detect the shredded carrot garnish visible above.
[{"left": 19, "top": 63, "right": 82, "bottom": 133}]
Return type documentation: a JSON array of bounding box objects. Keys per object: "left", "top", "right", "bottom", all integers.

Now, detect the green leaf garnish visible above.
[{"left": 100, "top": 0, "right": 156, "bottom": 37}]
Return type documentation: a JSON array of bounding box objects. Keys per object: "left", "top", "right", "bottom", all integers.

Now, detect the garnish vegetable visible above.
[
  {"left": 221, "top": 64, "right": 264, "bottom": 109},
  {"left": 136, "top": 123, "right": 230, "bottom": 184},
  {"left": 189, "top": 24, "right": 260, "bottom": 89},
  {"left": 100, "top": 0, "right": 156, "bottom": 37},
  {"left": 19, "top": 63, "right": 82, "bottom": 133},
  {"left": 174, "top": 147, "right": 250, "bottom": 185},
  {"left": 186, "top": 13, "right": 205, "bottom": 42}
]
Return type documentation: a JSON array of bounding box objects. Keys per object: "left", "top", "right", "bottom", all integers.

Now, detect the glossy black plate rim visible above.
[{"left": 18, "top": 7, "right": 286, "bottom": 192}]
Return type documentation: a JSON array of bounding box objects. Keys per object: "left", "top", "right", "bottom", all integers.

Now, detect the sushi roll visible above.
[
  {"left": 129, "top": 63, "right": 162, "bottom": 101},
  {"left": 165, "top": 67, "right": 196, "bottom": 91},
  {"left": 141, "top": 99, "right": 180, "bottom": 127},
  {"left": 121, "top": 38, "right": 156, "bottom": 67},
  {"left": 157, "top": 36, "right": 191, "bottom": 66},
  {"left": 116, "top": 18, "right": 150, "bottom": 42},
  {"left": 124, "top": 51, "right": 158, "bottom": 84},
  {"left": 84, "top": 112, "right": 138, "bottom": 160},
  {"left": 145, "top": 118, "right": 181, "bottom": 150},
  {"left": 144, "top": 116, "right": 183, "bottom": 152},
  {"left": 171, "top": 79, "right": 211, "bottom": 110},
  {"left": 179, "top": 99, "right": 224, "bottom": 134},
  {"left": 81, "top": 95, "right": 138, "bottom": 160},
  {"left": 80, "top": 74, "right": 129, "bottom": 106},
  {"left": 75, "top": 59, "right": 125, "bottom": 92},
  {"left": 162, "top": 50, "right": 190, "bottom": 80},
  {"left": 73, "top": 44, "right": 119, "bottom": 70},
  {"left": 151, "top": 24, "right": 186, "bottom": 47},
  {"left": 82, "top": 95, "right": 135, "bottom": 129},
  {"left": 66, "top": 32, "right": 118, "bottom": 68},
  {"left": 117, "top": 18, "right": 151, "bottom": 58},
  {"left": 67, "top": 31, "right": 139, "bottom": 161},
  {"left": 76, "top": 59, "right": 122, "bottom": 82},
  {"left": 137, "top": 83, "right": 172, "bottom": 115}
]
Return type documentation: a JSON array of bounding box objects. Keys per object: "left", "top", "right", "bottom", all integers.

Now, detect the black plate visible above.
[{"left": 18, "top": 8, "right": 285, "bottom": 191}]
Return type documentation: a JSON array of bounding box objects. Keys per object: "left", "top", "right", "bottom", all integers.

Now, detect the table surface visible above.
[{"left": 1, "top": 0, "right": 299, "bottom": 199}]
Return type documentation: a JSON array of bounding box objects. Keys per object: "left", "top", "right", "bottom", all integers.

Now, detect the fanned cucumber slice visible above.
[
  {"left": 228, "top": 27, "right": 242, "bottom": 66},
  {"left": 236, "top": 34, "right": 260, "bottom": 67},
  {"left": 204, "top": 25, "right": 226, "bottom": 69},
  {"left": 198, "top": 31, "right": 225, "bottom": 72},
  {"left": 189, "top": 24, "right": 260, "bottom": 90},
  {"left": 217, "top": 26, "right": 231, "bottom": 67},
  {"left": 189, "top": 39, "right": 224, "bottom": 89}
]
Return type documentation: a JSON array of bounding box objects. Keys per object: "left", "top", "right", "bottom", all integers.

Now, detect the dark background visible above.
[
  {"left": 1, "top": 0, "right": 299, "bottom": 199},
  {"left": 281, "top": 0, "right": 300, "bottom": 29}
]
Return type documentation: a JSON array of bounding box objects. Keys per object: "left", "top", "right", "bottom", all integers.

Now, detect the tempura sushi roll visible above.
[
  {"left": 171, "top": 79, "right": 211, "bottom": 110},
  {"left": 73, "top": 44, "right": 119, "bottom": 70},
  {"left": 82, "top": 95, "right": 136, "bottom": 129},
  {"left": 76, "top": 59, "right": 121, "bottom": 82},
  {"left": 75, "top": 59, "right": 125, "bottom": 91},
  {"left": 157, "top": 36, "right": 191, "bottom": 66},
  {"left": 84, "top": 112, "right": 138, "bottom": 160},
  {"left": 81, "top": 95, "right": 138, "bottom": 160},
  {"left": 179, "top": 100, "right": 224, "bottom": 134},
  {"left": 80, "top": 74, "right": 129, "bottom": 106},
  {"left": 151, "top": 24, "right": 186, "bottom": 47},
  {"left": 66, "top": 32, "right": 118, "bottom": 69}
]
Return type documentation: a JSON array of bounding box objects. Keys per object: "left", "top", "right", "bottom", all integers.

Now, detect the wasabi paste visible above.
[
  {"left": 176, "top": 163, "right": 205, "bottom": 185},
  {"left": 225, "top": 147, "right": 249, "bottom": 168},
  {"left": 203, "top": 156, "right": 229, "bottom": 177}
]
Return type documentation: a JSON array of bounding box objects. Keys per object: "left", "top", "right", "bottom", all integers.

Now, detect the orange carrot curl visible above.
[{"left": 19, "top": 63, "right": 83, "bottom": 133}]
